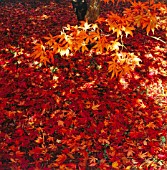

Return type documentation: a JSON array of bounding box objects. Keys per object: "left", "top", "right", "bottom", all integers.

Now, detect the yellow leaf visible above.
[
  {"left": 132, "top": 56, "right": 142, "bottom": 66},
  {"left": 134, "top": 15, "right": 142, "bottom": 27},
  {"left": 81, "top": 44, "right": 88, "bottom": 53},
  {"left": 112, "top": 161, "right": 119, "bottom": 169},
  {"left": 92, "top": 102, "right": 100, "bottom": 110},
  {"left": 146, "top": 122, "right": 156, "bottom": 129},
  {"left": 113, "top": 28, "right": 122, "bottom": 38},
  {"left": 35, "top": 137, "right": 43, "bottom": 144},
  {"left": 63, "top": 24, "right": 71, "bottom": 30},
  {"left": 126, "top": 166, "right": 131, "bottom": 170},
  {"left": 79, "top": 20, "right": 91, "bottom": 31},
  {"left": 59, "top": 48, "right": 70, "bottom": 56},
  {"left": 122, "top": 26, "right": 135, "bottom": 37},
  {"left": 111, "top": 40, "right": 122, "bottom": 51}
]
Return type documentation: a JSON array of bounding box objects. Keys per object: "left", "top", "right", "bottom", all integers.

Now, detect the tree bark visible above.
[
  {"left": 72, "top": 0, "right": 88, "bottom": 22},
  {"left": 85, "top": 0, "right": 100, "bottom": 23}
]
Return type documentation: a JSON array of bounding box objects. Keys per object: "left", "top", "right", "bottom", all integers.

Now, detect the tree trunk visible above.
[
  {"left": 85, "top": 0, "right": 100, "bottom": 23},
  {"left": 72, "top": 0, "right": 88, "bottom": 22}
]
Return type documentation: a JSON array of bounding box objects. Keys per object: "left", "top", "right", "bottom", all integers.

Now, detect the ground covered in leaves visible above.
[{"left": 0, "top": 0, "right": 167, "bottom": 169}]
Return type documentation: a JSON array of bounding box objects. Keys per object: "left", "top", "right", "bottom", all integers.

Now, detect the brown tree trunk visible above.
[{"left": 85, "top": 0, "right": 100, "bottom": 23}]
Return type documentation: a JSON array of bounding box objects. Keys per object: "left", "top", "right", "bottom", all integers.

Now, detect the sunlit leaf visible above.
[{"left": 112, "top": 161, "right": 119, "bottom": 169}]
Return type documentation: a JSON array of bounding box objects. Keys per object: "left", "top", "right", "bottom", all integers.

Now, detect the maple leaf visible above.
[
  {"left": 146, "top": 122, "right": 156, "bottom": 129},
  {"left": 122, "top": 26, "right": 135, "bottom": 37},
  {"left": 31, "top": 40, "right": 52, "bottom": 65},
  {"left": 108, "top": 54, "right": 122, "bottom": 78},
  {"left": 89, "top": 156, "right": 98, "bottom": 166},
  {"left": 127, "top": 147, "right": 134, "bottom": 157},
  {"left": 112, "top": 161, "right": 119, "bottom": 169},
  {"left": 31, "top": 40, "right": 46, "bottom": 59},
  {"left": 77, "top": 30, "right": 88, "bottom": 39},
  {"left": 35, "top": 136, "right": 43, "bottom": 144},
  {"left": 81, "top": 42, "right": 89, "bottom": 53},
  {"left": 89, "top": 156, "right": 98, "bottom": 163},
  {"left": 58, "top": 46, "right": 70, "bottom": 56},
  {"left": 131, "top": 55, "right": 142, "bottom": 66},
  {"left": 86, "top": 31, "right": 100, "bottom": 44},
  {"left": 44, "top": 33, "right": 57, "bottom": 47},
  {"left": 79, "top": 20, "right": 92, "bottom": 31},
  {"left": 54, "top": 154, "right": 67, "bottom": 166},
  {"left": 96, "top": 17, "right": 106, "bottom": 24},
  {"left": 130, "top": 1, "right": 148, "bottom": 12},
  {"left": 40, "top": 56, "right": 50, "bottom": 66},
  {"left": 98, "top": 138, "right": 110, "bottom": 145},
  {"left": 109, "top": 40, "right": 122, "bottom": 51},
  {"left": 58, "top": 31, "right": 70, "bottom": 45},
  {"left": 92, "top": 102, "right": 100, "bottom": 110},
  {"left": 93, "top": 36, "right": 108, "bottom": 53},
  {"left": 58, "top": 120, "right": 64, "bottom": 126},
  {"left": 49, "top": 144, "right": 57, "bottom": 151},
  {"left": 141, "top": 13, "right": 157, "bottom": 35},
  {"left": 113, "top": 27, "right": 122, "bottom": 38},
  {"left": 134, "top": 15, "right": 143, "bottom": 27},
  {"left": 63, "top": 24, "right": 71, "bottom": 31},
  {"left": 32, "top": 40, "right": 45, "bottom": 51},
  {"left": 53, "top": 41, "right": 60, "bottom": 53},
  {"left": 47, "top": 136, "right": 54, "bottom": 142},
  {"left": 138, "top": 152, "right": 147, "bottom": 159}
]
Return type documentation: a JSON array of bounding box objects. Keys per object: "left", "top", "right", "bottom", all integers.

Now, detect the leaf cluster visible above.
[{"left": 31, "top": 0, "right": 166, "bottom": 79}]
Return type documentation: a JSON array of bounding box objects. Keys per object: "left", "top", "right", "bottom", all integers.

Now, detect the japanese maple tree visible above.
[{"left": 0, "top": 0, "right": 167, "bottom": 169}]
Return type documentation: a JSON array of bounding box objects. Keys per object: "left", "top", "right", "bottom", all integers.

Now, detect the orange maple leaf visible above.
[
  {"left": 127, "top": 147, "right": 134, "bottom": 157},
  {"left": 54, "top": 154, "right": 67, "bottom": 166},
  {"left": 92, "top": 102, "right": 100, "bottom": 110},
  {"left": 122, "top": 26, "right": 135, "bottom": 37},
  {"left": 98, "top": 138, "right": 110, "bottom": 145},
  {"left": 40, "top": 56, "right": 50, "bottom": 66},
  {"left": 146, "top": 122, "right": 156, "bottom": 129},
  {"left": 57, "top": 120, "right": 64, "bottom": 126},
  {"left": 44, "top": 33, "right": 57, "bottom": 47},
  {"left": 89, "top": 156, "right": 98, "bottom": 167},
  {"left": 138, "top": 152, "right": 147, "bottom": 159}
]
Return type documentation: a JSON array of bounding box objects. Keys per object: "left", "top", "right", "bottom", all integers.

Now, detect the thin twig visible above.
[{"left": 148, "top": 35, "right": 166, "bottom": 44}]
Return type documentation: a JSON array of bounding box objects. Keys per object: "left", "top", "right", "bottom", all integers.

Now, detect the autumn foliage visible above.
[
  {"left": 31, "top": 0, "right": 166, "bottom": 78},
  {"left": 0, "top": 0, "right": 167, "bottom": 169}
]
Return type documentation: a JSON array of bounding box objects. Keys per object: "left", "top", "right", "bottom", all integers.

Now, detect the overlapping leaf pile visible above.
[
  {"left": 31, "top": 0, "right": 166, "bottom": 78},
  {"left": 0, "top": 0, "right": 167, "bottom": 169}
]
